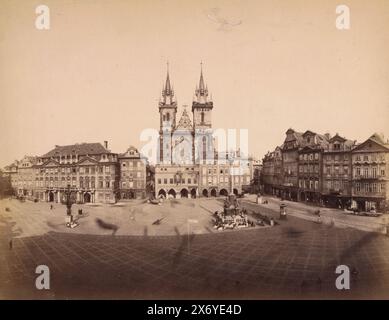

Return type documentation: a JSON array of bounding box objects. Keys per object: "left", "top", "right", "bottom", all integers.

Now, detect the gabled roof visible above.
[
  {"left": 302, "top": 130, "right": 316, "bottom": 137},
  {"left": 369, "top": 133, "right": 387, "bottom": 146},
  {"left": 352, "top": 134, "right": 389, "bottom": 152},
  {"left": 175, "top": 108, "right": 193, "bottom": 130},
  {"left": 42, "top": 143, "right": 108, "bottom": 158},
  {"left": 329, "top": 133, "right": 347, "bottom": 142},
  {"left": 118, "top": 146, "right": 141, "bottom": 158},
  {"left": 284, "top": 129, "right": 303, "bottom": 143},
  {"left": 77, "top": 156, "right": 100, "bottom": 165},
  {"left": 40, "top": 159, "right": 61, "bottom": 167}
]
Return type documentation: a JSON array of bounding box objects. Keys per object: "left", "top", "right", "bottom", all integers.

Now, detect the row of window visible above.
[
  {"left": 329, "top": 143, "right": 350, "bottom": 151},
  {"left": 325, "top": 180, "right": 349, "bottom": 190},
  {"left": 122, "top": 172, "right": 143, "bottom": 178},
  {"left": 42, "top": 154, "right": 115, "bottom": 161},
  {"left": 354, "top": 167, "right": 386, "bottom": 178},
  {"left": 299, "top": 164, "right": 320, "bottom": 174},
  {"left": 201, "top": 175, "right": 250, "bottom": 185},
  {"left": 354, "top": 183, "right": 386, "bottom": 193},
  {"left": 299, "top": 179, "right": 319, "bottom": 190},
  {"left": 35, "top": 176, "right": 110, "bottom": 181},
  {"left": 299, "top": 153, "right": 320, "bottom": 161},
  {"left": 324, "top": 154, "right": 349, "bottom": 161},
  {"left": 354, "top": 154, "right": 386, "bottom": 162},
  {"left": 121, "top": 161, "right": 144, "bottom": 168},
  {"left": 276, "top": 153, "right": 386, "bottom": 164},
  {"left": 158, "top": 178, "right": 197, "bottom": 185},
  {"left": 32, "top": 180, "right": 113, "bottom": 189},
  {"left": 325, "top": 165, "right": 349, "bottom": 175},
  {"left": 121, "top": 181, "right": 144, "bottom": 189},
  {"left": 39, "top": 166, "right": 113, "bottom": 174}
]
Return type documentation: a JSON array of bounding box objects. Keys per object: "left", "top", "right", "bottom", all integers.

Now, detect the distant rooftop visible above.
[{"left": 42, "top": 143, "right": 108, "bottom": 158}]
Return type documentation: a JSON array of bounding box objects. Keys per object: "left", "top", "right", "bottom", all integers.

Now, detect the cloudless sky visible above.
[{"left": 1, "top": 0, "right": 389, "bottom": 167}]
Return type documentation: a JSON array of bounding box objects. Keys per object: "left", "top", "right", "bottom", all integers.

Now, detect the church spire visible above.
[
  {"left": 161, "top": 61, "right": 175, "bottom": 105},
  {"left": 199, "top": 61, "right": 205, "bottom": 93},
  {"left": 193, "top": 62, "right": 210, "bottom": 104},
  {"left": 164, "top": 61, "right": 172, "bottom": 95}
]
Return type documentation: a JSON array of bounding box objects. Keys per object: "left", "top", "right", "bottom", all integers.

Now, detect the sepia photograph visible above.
[{"left": 1, "top": 0, "right": 389, "bottom": 308}]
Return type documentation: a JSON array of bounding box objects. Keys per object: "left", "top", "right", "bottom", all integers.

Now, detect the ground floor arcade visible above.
[{"left": 156, "top": 187, "right": 240, "bottom": 199}]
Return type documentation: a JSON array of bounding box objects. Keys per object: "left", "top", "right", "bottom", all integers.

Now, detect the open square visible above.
[{"left": 1, "top": 196, "right": 389, "bottom": 299}]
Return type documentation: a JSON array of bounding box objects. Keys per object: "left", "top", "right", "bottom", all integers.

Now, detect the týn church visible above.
[{"left": 155, "top": 64, "right": 253, "bottom": 199}]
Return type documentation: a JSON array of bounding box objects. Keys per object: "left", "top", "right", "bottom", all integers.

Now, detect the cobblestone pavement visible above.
[
  {"left": 0, "top": 198, "right": 223, "bottom": 238},
  {"left": 1, "top": 198, "right": 389, "bottom": 299}
]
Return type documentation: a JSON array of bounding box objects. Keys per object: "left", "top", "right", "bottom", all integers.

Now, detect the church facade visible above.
[{"left": 155, "top": 65, "right": 252, "bottom": 199}]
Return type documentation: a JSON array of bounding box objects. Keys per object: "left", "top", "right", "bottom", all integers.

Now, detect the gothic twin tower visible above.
[{"left": 158, "top": 64, "right": 215, "bottom": 165}]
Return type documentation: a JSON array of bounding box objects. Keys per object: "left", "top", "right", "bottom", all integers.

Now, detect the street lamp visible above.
[
  {"left": 64, "top": 184, "right": 74, "bottom": 216},
  {"left": 63, "top": 184, "right": 79, "bottom": 228}
]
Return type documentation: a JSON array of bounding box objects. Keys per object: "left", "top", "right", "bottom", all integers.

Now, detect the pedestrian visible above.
[
  {"left": 50, "top": 204, "right": 53, "bottom": 210},
  {"left": 9, "top": 238, "right": 13, "bottom": 250},
  {"left": 316, "top": 211, "right": 322, "bottom": 224}
]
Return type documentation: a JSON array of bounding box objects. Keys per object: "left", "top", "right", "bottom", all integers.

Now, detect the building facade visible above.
[
  {"left": 155, "top": 65, "right": 252, "bottom": 198},
  {"left": 281, "top": 129, "right": 303, "bottom": 201},
  {"left": 297, "top": 131, "right": 329, "bottom": 203},
  {"left": 251, "top": 159, "right": 262, "bottom": 194},
  {"left": 5, "top": 142, "right": 152, "bottom": 203},
  {"left": 34, "top": 142, "right": 119, "bottom": 203},
  {"left": 5, "top": 142, "right": 122, "bottom": 203},
  {"left": 15, "top": 156, "right": 38, "bottom": 198},
  {"left": 118, "top": 146, "right": 147, "bottom": 200},
  {"left": 261, "top": 129, "right": 389, "bottom": 213},
  {"left": 322, "top": 134, "right": 355, "bottom": 208},
  {"left": 351, "top": 133, "right": 389, "bottom": 212}
]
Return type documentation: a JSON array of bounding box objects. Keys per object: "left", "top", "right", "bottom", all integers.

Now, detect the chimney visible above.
[{"left": 104, "top": 141, "right": 108, "bottom": 149}]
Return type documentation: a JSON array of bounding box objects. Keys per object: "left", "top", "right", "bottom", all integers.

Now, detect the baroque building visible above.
[
  {"left": 261, "top": 129, "right": 389, "bottom": 213},
  {"left": 34, "top": 142, "right": 119, "bottom": 203},
  {"left": 351, "top": 133, "right": 389, "bottom": 212},
  {"left": 322, "top": 134, "right": 355, "bottom": 208},
  {"left": 297, "top": 131, "right": 329, "bottom": 203},
  {"left": 281, "top": 128, "right": 304, "bottom": 201},
  {"left": 9, "top": 156, "right": 38, "bottom": 198},
  {"left": 118, "top": 146, "right": 147, "bottom": 199},
  {"left": 5, "top": 142, "right": 151, "bottom": 203}
]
